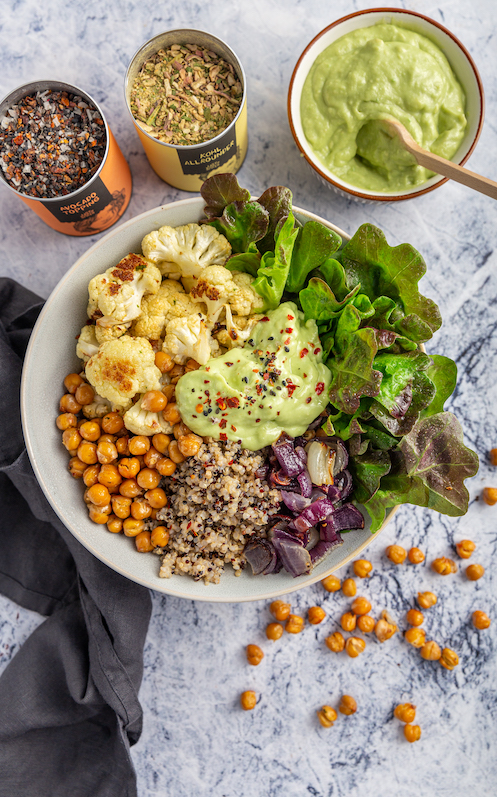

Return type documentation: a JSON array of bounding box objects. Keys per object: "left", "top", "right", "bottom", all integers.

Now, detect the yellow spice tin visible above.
[{"left": 125, "top": 29, "right": 248, "bottom": 191}]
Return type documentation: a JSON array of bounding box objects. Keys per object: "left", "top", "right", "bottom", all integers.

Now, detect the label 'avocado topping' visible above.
[{"left": 175, "top": 302, "right": 331, "bottom": 450}]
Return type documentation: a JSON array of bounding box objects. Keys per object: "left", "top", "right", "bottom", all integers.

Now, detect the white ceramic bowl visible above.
[
  {"left": 21, "top": 198, "right": 395, "bottom": 602},
  {"left": 288, "top": 8, "right": 485, "bottom": 203}
]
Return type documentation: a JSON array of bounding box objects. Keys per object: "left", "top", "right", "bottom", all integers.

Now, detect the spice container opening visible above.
[
  {"left": 0, "top": 79, "right": 132, "bottom": 236},
  {"left": 125, "top": 29, "right": 248, "bottom": 191}
]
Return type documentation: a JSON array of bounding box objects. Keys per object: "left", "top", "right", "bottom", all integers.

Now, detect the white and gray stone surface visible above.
[{"left": 1, "top": 1, "right": 496, "bottom": 795}]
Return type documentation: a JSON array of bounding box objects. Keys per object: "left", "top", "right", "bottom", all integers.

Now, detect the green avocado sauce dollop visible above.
[
  {"left": 175, "top": 302, "right": 331, "bottom": 450},
  {"left": 300, "top": 22, "right": 467, "bottom": 192}
]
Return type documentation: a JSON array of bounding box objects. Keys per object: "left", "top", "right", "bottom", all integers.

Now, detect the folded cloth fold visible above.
[{"left": 0, "top": 278, "right": 152, "bottom": 797}]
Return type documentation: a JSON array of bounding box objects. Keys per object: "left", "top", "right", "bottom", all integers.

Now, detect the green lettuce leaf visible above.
[
  {"left": 286, "top": 221, "right": 342, "bottom": 293},
  {"left": 338, "top": 223, "right": 442, "bottom": 342},
  {"left": 252, "top": 211, "right": 298, "bottom": 309}
]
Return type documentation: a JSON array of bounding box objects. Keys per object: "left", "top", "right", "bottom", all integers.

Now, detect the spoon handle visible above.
[{"left": 385, "top": 120, "right": 497, "bottom": 200}]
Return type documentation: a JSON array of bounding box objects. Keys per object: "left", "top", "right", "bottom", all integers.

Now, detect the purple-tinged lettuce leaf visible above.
[
  {"left": 256, "top": 186, "right": 293, "bottom": 254},
  {"left": 225, "top": 244, "right": 261, "bottom": 277},
  {"left": 369, "top": 367, "right": 436, "bottom": 437},
  {"left": 208, "top": 200, "right": 269, "bottom": 253},
  {"left": 201, "top": 173, "right": 251, "bottom": 217},
  {"left": 372, "top": 350, "right": 432, "bottom": 418},
  {"left": 338, "top": 224, "right": 442, "bottom": 342},
  {"left": 348, "top": 448, "right": 392, "bottom": 504},
  {"left": 286, "top": 221, "right": 342, "bottom": 293},
  {"left": 362, "top": 412, "right": 479, "bottom": 532}
]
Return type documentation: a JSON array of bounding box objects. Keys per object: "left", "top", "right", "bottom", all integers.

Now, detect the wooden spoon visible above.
[{"left": 382, "top": 118, "right": 497, "bottom": 200}]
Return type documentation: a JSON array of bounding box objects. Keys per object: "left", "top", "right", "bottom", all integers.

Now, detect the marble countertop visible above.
[{"left": 1, "top": 0, "right": 496, "bottom": 794}]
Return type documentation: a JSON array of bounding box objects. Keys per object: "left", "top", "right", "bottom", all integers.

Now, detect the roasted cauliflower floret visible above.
[
  {"left": 123, "top": 393, "right": 173, "bottom": 436},
  {"left": 214, "top": 305, "right": 263, "bottom": 350},
  {"left": 141, "top": 223, "right": 231, "bottom": 280},
  {"left": 130, "top": 278, "right": 205, "bottom": 340},
  {"left": 85, "top": 335, "right": 162, "bottom": 410},
  {"left": 230, "top": 271, "right": 266, "bottom": 316},
  {"left": 162, "top": 313, "right": 218, "bottom": 365},
  {"left": 76, "top": 325, "right": 99, "bottom": 362},
  {"left": 87, "top": 253, "right": 161, "bottom": 328},
  {"left": 189, "top": 265, "right": 236, "bottom": 325},
  {"left": 94, "top": 323, "right": 129, "bottom": 345}
]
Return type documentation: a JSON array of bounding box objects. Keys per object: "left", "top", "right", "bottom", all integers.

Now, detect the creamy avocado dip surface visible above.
[
  {"left": 300, "top": 22, "right": 467, "bottom": 192},
  {"left": 175, "top": 302, "right": 331, "bottom": 450}
]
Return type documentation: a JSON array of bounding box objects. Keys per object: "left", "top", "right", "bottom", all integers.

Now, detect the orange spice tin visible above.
[
  {"left": 0, "top": 80, "right": 132, "bottom": 236},
  {"left": 125, "top": 30, "right": 247, "bottom": 191}
]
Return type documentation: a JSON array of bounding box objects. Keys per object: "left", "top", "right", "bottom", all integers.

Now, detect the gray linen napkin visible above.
[{"left": 0, "top": 277, "right": 152, "bottom": 797}]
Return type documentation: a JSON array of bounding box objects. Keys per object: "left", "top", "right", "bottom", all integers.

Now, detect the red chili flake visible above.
[
  {"left": 261, "top": 316, "right": 270, "bottom": 322},
  {"left": 256, "top": 385, "right": 263, "bottom": 395},
  {"left": 300, "top": 348, "right": 309, "bottom": 358},
  {"left": 231, "top": 425, "right": 237, "bottom": 432},
  {"left": 226, "top": 397, "right": 240, "bottom": 408},
  {"left": 287, "top": 314, "right": 294, "bottom": 320},
  {"left": 284, "top": 338, "right": 291, "bottom": 345},
  {"left": 303, "top": 373, "right": 307, "bottom": 378},
  {"left": 306, "top": 397, "right": 312, "bottom": 404},
  {"left": 216, "top": 398, "right": 227, "bottom": 410},
  {"left": 314, "top": 347, "right": 321, "bottom": 355},
  {"left": 285, "top": 328, "right": 293, "bottom": 334},
  {"left": 286, "top": 381, "right": 297, "bottom": 397},
  {"left": 219, "top": 418, "right": 227, "bottom": 429},
  {"left": 220, "top": 433, "right": 228, "bottom": 440},
  {"left": 315, "top": 382, "right": 325, "bottom": 395},
  {"left": 203, "top": 380, "right": 210, "bottom": 384},
  {"left": 255, "top": 419, "right": 261, "bottom": 423},
  {"left": 225, "top": 362, "right": 233, "bottom": 367}
]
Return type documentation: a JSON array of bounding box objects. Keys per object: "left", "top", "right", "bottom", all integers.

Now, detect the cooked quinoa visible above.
[{"left": 155, "top": 438, "right": 281, "bottom": 584}]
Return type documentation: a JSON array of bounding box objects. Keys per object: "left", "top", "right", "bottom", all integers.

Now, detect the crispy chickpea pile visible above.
[{"left": 58, "top": 368, "right": 203, "bottom": 554}]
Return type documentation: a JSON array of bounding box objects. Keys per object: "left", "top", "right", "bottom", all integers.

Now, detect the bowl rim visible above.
[
  {"left": 21, "top": 197, "right": 397, "bottom": 603},
  {"left": 288, "top": 7, "right": 485, "bottom": 202}
]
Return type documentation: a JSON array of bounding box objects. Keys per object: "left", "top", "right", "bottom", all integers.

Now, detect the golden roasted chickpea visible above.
[
  {"left": 308, "top": 606, "right": 326, "bottom": 625},
  {"left": 83, "top": 464, "right": 101, "bottom": 488},
  {"left": 119, "top": 479, "right": 143, "bottom": 498},
  {"left": 150, "top": 526, "right": 170, "bottom": 548},
  {"left": 141, "top": 390, "right": 168, "bottom": 413},
  {"left": 490, "top": 448, "right": 497, "bottom": 466},
  {"left": 64, "top": 372, "right": 85, "bottom": 394},
  {"left": 456, "top": 539, "right": 476, "bottom": 559},
  {"left": 116, "top": 436, "right": 130, "bottom": 456},
  {"left": 86, "top": 483, "right": 111, "bottom": 507},
  {"left": 404, "top": 724, "right": 421, "bottom": 743},
  {"left": 240, "top": 691, "right": 257, "bottom": 711},
  {"left": 394, "top": 703, "right": 416, "bottom": 723},
  {"left": 168, "top": 440, "right": 186, "bottom": 464},
  {"left": 342, "top": 578, "right": 357, "bottom": 597},
  {"left": 386, "top": 544, "right": 407, "bottom": 564},
  {"left": 270, "top": 600, "right": 291, "bottom": 621},
  {"left": 325, "top": 632, "right": 345, "bottom": 653},
  {"left": 77, "top": 441, "right": 98, "bottom": 465},
  {"left": 97, "top": 440, "right": 118, "bottom": 465},
  {"left": 74, "top": 383, "right": 94, "bottom": 406},
  {"left": 417, "top": 591, "right": 437, "bottom": 609},
  {"left": 56, "top": 412, "right": 77, "bottom": 431},
  {"left": 432, "top": 556, "right": 457, "bottom": 575},
  {"left": 97, "top": 463, "right": 122, "bottom": 488},
  {"left": 130, "top": 499, "right": 152, "bottom": 520},
  {"left": 154, "top": 351, "right": 174, "bottom": 373},
  {"left": 128, "top": 435, "right": 151, "bottom": 456},
  {"left": 404, "top": 627, "right": 426, "bottom": 648},
  {"left": 406, "top": 609, "right": 424, "bottom": 627},
  {"left": 106, "top": 515, "right": 123, "bottom": 534},
  {"left": 266, "top": 623, "right": 284, "bottom": 641},
  {"left": 135, "top": 531, "right": 154, "bottom": 553},
  {"left": 145, "top": 487, "right": 168, "bottom": 509},
  {"left": 339, "top": 695, "right": 357, "bottom": 716},
  {"left": 482, "top": 486, "right": 497, "bottom": 505},
  {"left": 353, "top": 559, "right": 373, "bottom": 578},
  {"left": 143, "top": 446, "right": 162, "bottom": 469},
  {"left": 88, "top": 503, "right": 111, "bottom": 524},
  {"left": 439, "top": 648, "right": 459, "bottom": 670},
  {"left": 60, "top": 393, "right": 82, "bottom": 414},
  {"left": 68, "top": 457, "right": 87, "bottom": 479},
  {"left": 136, "top": 468, "right": 162, "bottom": 490},
  {"left": 62, "top": 428, "right": 82, "bottom": 452},
  {"left": 408, "top": 547, "right": 425, "bottom": 564},
  {"left": 178, "top": 433, "right": 203, "bottom": 458},
  {"left": 79, "top": 421, "right": 101, "bottom": 442},
  {"left": 472, "top": 610, "right": 491, "bottom": 630},
  {"left": 321, "top": 574, "right": 341, "bottom": 592},
  {"left": 162, "top": 402, "right": 182, "bottom": 425},
  {"left": 340, "top": 612, "right": 357, "bottom": 632},
  {"left": 351, "top": 596, "right": 371, "bottom": 616},
  {"left": 151, "top": 433, "right": 171, "bottom": 456},
  {"left": 345, "top": 637, "right": 366, "bottom": 658},
  {"left": 356, "top": 615, "right": 375, "bottom": 634},
  {"left": 420, "top": 640, "right": 442, "bottom": 661},
  {"left": 466, "top": 564, "right": 485, "bottom": 581},
  {"left": 246, "top": 644, "right": 264, "bottom": 666},
  {"left": 375, "top": 611, "right": 397, "bottom": 643},
  {"left": 101, "top": 412, "right": 125, "bottom": 434},
  {"left": 155, "top": 457, "right": 177, "bottom": 477},
  {"left": 111, "top": 494, "right": 132, "bottom": 519},
  {"left": 317, "top": 705, "right": 338, "bottom": 728},
  {"left": 122, "top": 518, "right": 145, "bottom": 537},
  {"left": 285, "top": 614, "right": 305, "bottom": 634}
]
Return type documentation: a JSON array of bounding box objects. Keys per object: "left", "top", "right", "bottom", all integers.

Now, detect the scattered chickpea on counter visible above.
[
  {"left": 385, "top": 545, "right": 407, "bottom": 564},
  {"left": 240, "top": 691, "right": 257, "bottom": 711},
  {"left": 246, "top": 645, "right": 264, "bottom": 666},
  {"left": 456, "top": 539, "right": 475, "bottom": 559},
  {"left": 353, "top": 559, "right": 373, "bottom": 578},
  {"left": 466, "top": 564, "right": 485, "bottom": 581},
  {"left": 339, "top": 695, "right": 357, "bottom": 716},
  {"left": 317, "top": 705, "right": 337, "bottom": 728},
  {"left": 394, "top": 703, "right": 416, "bottom": 723},
  {"left": 472, "top": 611, "right": 491, "bottom": 630},
  {"left": 482, "top": 486, "right": 497, "bottom": 505},
  {"left": 321, "top": 574, "right": 341, "bottom": 592},
  {"left": 431, "top": 556, "right": 457, "bottom": 575}
]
